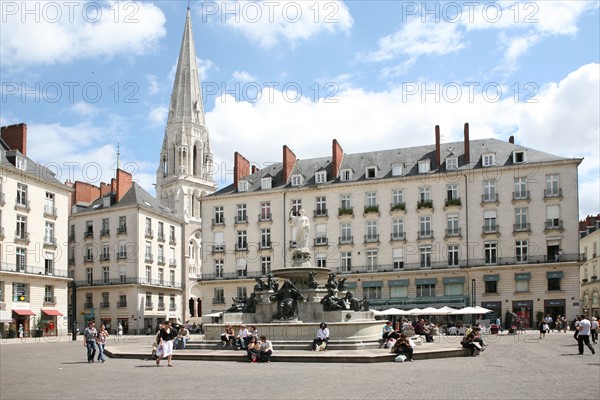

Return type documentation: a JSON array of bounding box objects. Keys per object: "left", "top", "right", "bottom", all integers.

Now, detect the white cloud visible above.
[
  {"left": 147, "top": 74, "right": 160, "bottom": 95},
  {"left": 0, "top": 1, "right": 166, "bottom": 69},
  {"left": 210, "top": 0, "right": 353, "bottom": 48},
  {"left": 232, "top": 71, "right": 257, "bottom": 83},
  {"left": 206, "top": 63, "right": 599, "bottom": 218},
  {"left": 148, "top": 106, "right": 168, "bottom": 126},
  {"left": 71, "top": 101, "right": 98, "bottom": 117}
]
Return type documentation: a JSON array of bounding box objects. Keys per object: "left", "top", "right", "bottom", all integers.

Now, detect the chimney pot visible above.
[
  {"left": 464, "top": 123, "right": 470, "bottom": 164},
  {"left": 435, "top": 125, "right": 441, "bottom": 168},
  {"left": 509, "top": 135, "right": 515, "bottom": 144},
  {"left": 1, "top": 123, "right": 27, "bottom": 155}
]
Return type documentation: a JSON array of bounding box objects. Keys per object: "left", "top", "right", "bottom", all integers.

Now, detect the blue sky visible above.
[{"left": 1, "top": 0, "right": 598, "bottom": 218}]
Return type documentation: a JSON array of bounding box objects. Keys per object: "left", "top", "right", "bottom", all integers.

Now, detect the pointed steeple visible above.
[{"left": 168, "top": 7, "right": 205, "bottom": 126}]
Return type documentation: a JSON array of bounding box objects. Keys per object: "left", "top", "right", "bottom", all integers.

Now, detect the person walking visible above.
[
  {"left": 83, "top": 321, "right": 98, "bottom": 363},
  {"left": 156, "top": 321, "right": 175, "bottom": 367},
  {"left": 117, "top": 323, "right": 123, "bottom": 337},
  {"left": 96, "top": 324, "right": 109, "bottom": 363},
  {"left": 590, "top": 317, "right": 598, "bottom": 344},
  {"left": 18, "top": 324, "right": 24, "bottom": 341},
  {"left": 576, "top": 315, "right": 596, "bottom": 355}
]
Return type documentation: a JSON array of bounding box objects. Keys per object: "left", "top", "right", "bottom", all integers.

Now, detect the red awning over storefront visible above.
[
  {"left": 12, "top": 309, "right": 35, "bottom": 316},
  {"left": 42, "top": 309, "right": 63, "bottom": 316}
]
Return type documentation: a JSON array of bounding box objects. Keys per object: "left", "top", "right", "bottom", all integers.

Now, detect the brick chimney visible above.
[
  {"left": 100, "top": 182, "right": 112, "bottom": 197},
  {"left": 72, "top": 181, "right": 101, "bottom": 204},
  {"left": 251, "top": 165, "right": 259, "bottom": 175},
  {"left": 464, "top": 122, "right": 470, "bottom": 164},
  {"left": 1, "top": 123, "right": 27, "bottom": 155},
  {"left": 435, "top": 125, "right": 441, "bottom": 168},
  {"left": 116, "top": 169, "right": 133, "bottom": 202},
  {"left": 111, "top": 178, "right": 117, "bottom": 193},
  {"left": 283, "top": 145, "right": 297, "bottom": 183},
  {"left": 234, "top": 152, "right": 250, "bottom": 189},
  {"left": 509, "top": 135, "right": 515, "bottom": 144},
  {"left": 332, "top": 139, "right": 343, "bottom": 178}
]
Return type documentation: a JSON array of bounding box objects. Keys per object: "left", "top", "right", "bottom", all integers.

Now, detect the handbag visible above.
[{"left": 394, "top": 354, "right": 407, "bottom": 363}]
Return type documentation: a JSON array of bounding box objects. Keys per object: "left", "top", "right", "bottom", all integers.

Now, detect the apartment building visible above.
[
  {"left": 580, "top": 216, "right": 600, "bottom": 318},
  {"left": 199, "top": 124, "right": 582, "bottom": 327},
  {"left": 0, "top": 123, "right": 71, "bottom": 337},
  {"left": 68, "top": 170, "right": 183, "bottom": 334}
]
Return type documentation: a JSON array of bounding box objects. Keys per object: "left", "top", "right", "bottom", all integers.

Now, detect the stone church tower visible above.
[{"left": 156, "top": 8, "right": 216, "bottom": 320}]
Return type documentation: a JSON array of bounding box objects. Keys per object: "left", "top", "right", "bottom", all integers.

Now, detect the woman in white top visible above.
[{"left": 312, "top": 322, "right": 330, "bottom": 351}]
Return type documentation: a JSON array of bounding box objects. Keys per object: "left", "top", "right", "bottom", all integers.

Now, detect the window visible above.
[
  {"left": 43, "top": 222, "right": 55, "bottom": 245},
  {"left": 261, "top": 177, "right": 272, "bottom": 190},
  {"left": 238, "top": 180, "right": 249, "bottom": 192},
  {"left": 420, "top": 245, "right": 432, "bottom": 268},
  {"left": 513, "top": 150, "right": 526, "bottom": 163},
  {"left": 482, "top": 153, "right": 495, "bottom": 167},
  {"left": 236, "top": 231, "right": 247, "bottom": 250},
  {"left": 169, "top": 294, "right": 176, "bottom": 309},
  {"left": 158, "top": 245, "right": 164, "bottom": 263},
  {"left": 145, "top": 242, "right": 152, "bottom": 261},
  {"left": 85, "top": 293, "right": 93, "bottom": 308},
  {"left": 340, "top": 194, "right": 351, "bottom": 210},
  {"left": 392, "top": 164, "right": 403, "bottom": 176},
  {"left": 390, "top": 285, "right": 408, "bottom": 298},
  {"left": 237, "top": 287, "right": 247, "bottom": 300},
  {"left": 16, "top": 247, "right": 26, "bottom": 272},
  {"left": 447, "top": 244, "right": 459, "bottom": 267},
  {"left": 485, "top": 281, "right": 497, "bottom": 294},
  {"left": 516, "top": 279, "right": 529, "bottom": 293},
  {"left": 170, "top": 270, "right": 175, "bottom": 286},
  {"left": 260, "top": 202, "right": 271, "bottom": 220},
  {"left": 214, "top": 206, "right": 224, "bottom": 224},
  {"left": 483, "top": 180, "right": 497, "bottom": 202},
  {"left": 291, "top": 199, "right": 302, "bottom": 215},
  {"left": 145, "top": 293, "right": 152, "bottom": 309},
  {"left": 340, "top": 169, "right": 352, "bottom": 181},
  {"left": 484, "top": 242, "right": 497, "bottom": 264},
  {"left": 366, "top": 249, "right": 378, "bottom": 271},
  {"left": 169, "top": 226, "right": 176, "bottom": 243},
  {"left": 340, "top": 222, "right": 352, "bottom": 244},
  {"left": 118, "top": 242, "right": 127, "bottom": 258},
  {"left": 446, "top": 157, "right": 458, "bottom": 170},
  {"left": 315, "top": 224, "right": 327, "bottom": 245},
  {"left": 102, "top": 266, "right": 109, "bottom": 283},
  {"left": 101, "top": 218, "right": 109, "bottom": 236},
  {"left": 16, "top": 156, "right": 26, "bottom": 170},
  {"left": 215, "top": 259, "right": 224, "bottom": 278},
  {"left": 364, "top": 286, "right": 381, "bottom": 300},
  {"left": 419, "top": 187, "right": 431, "bottom": 202},
  {"left": 45, "top": 192, "right": 55, "bottom": 215},
  {"left": 483, "top": 210, "right": 497, "bottom": 233},
  {"left": 214, "top": 288, "right": 225, "bottom": 304},
  {"left": 145, "top": 217, "right": 152, "bottom": 236},
  {"left": 158, "top": 222, "right": 164, "bottom": 239},
  {"left": 392, "top": 219, "right": 404, "bottom": 240},
  {"left": 44, "top": 254, "right": 54, "bottom": 275},
  {"left": 419, "top": 216, "right": 431, "bottom": 238},
  {"left": 146, "top": 265, "right": 151, "bottom": 281},
  {"left": 0, "top": 281, "right": 3, "bottom": 302},
  {"left": 13, "top": 283, "right": 28, "bottom": 302},
  {"left": 341, "top": 252, "right": 352, "bottom": 272},
  {"left": 546, "top": 205, "right": 560, "bottom": 229},
  {"left": 103, "top": 197, "right": 110, "bottom": 208},
  {"left": 546, "top": 174, "right": 559, "bottom": 197},
  {"left": 515, "top": 240, "right": 528, "bottom": 262},
  {"left": 118, "top": 216, "right": 127, "bottom": 233},
  {"left": 392, "top": 189, "right": 404, "bottom": 207},
  {"left": 158, "top": 268, "right": 164, "bottom": 285},
  {"left": 446, "top": 184, "right": 459, "bottom": 202},
  {"left": 515, "top": 208, "right": 528, "bottom": 230},
  {"left": 85, "top": 220, "right": 93, "bottom": 237},
  {"left": 416, "top": 284, "right": 435, "bottom": 297},
  {"left": 261, "top": 256, "right": 271, "bottom": 276},
  {"left": 444, "top": 282, "right": 463, "bottom": 296},
  {"left": 237, "top": 259, "right": 247, "bottom": 278},
  {"left": 418, "top": 160, "right": 430, "bottom": 173},
  {"left": 366, "top": 220, "right": 378, "bottom": 242},
  {"left": 393, "top": 248, "right": 404, "bottom": 270},
  {"left": 366, "top": 192, "right": 377, "bottom": 207},
  {"left": 548, "top": 278, "right": 561, "bottom": 291},
  {"left": 236, "top": 204, "right": 247, "bottom": 223},
  {"left": 446, "top": 214, "right": 459, "bottom": 236},
  {"left": 316, "top": 254, "right": 327, "bottom": 268},
  {"left": 16, "top": 215, "right": 27, "bottom": 239},
  {"left": 315, "top": 171, "right": 327, "bottom": 184},
  {"left": 118, "top": 295, "right": 127, "bottom": 307},
  {"left": 86, "top": 268, "right": 93, "bottom": 285},
  {"left": 514, "top": 177, "right": 528, "bottom": 199},
  {"left": 158, "top": 294, "right": 165, "bottom": 309},
  {"left": 16, "top": 183, "right": 27, "bottom": 206},
  {"left": 366, "top": 166, "right": 377, "bottom": 179},
  {"left": 291, "top": 174, "right": 304, "bottom": 186},
  {"left": 315, "top": 196, "right": 327, "bottom": 216},
  {"left": 260, "top": 228, "right": 271, "bottom": 248}
]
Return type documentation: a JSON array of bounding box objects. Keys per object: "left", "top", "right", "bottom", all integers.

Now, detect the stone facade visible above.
[{"left": 580, "top": 227, "right": 600, "bottom": 318}]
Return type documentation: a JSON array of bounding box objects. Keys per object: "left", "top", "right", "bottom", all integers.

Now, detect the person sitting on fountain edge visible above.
[{"left": 312, "top": 322, "right": 330, "bottom": 351}]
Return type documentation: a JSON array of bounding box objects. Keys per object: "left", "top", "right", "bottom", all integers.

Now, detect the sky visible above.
[{"left": 1, "top": 0, "right": 599, "bottom": 219}]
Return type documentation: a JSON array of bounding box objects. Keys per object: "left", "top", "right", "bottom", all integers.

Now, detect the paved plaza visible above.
[{"left": 1, "top": 331, "right": 598, "bottom": 400}]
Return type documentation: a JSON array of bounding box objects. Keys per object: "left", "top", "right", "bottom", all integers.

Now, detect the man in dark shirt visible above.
[{"left": 83, "top": 321, "right": 98, "bottom": 363}]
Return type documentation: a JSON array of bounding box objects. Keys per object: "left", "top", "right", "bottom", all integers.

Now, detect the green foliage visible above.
[
  {"left": 391, "top": 203, "right": 406, "bottom": 211},
  {"left": 363, "top": 205, "right": 379, "bottom": 214},
  {"left": 338, "top": 207, "right": 353, "bottom": 216},
  {"left": 445, "top": 198, "right": 462, "bottom": 207},
  {"left": 417, "top": 200, "right": 433, "bottom": 209}
]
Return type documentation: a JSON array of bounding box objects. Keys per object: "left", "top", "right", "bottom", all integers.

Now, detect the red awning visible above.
[
  {"left": 12, "top": 309, "right": 35, "bottom": 316},
  {"left": 42, "top": 309, "right": 63, "bottom": 316}
]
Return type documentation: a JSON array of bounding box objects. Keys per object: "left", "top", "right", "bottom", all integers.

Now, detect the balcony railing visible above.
[
  {"left": 43, "top": 205, "right": 57, "bottom": 218},
  {"left": 544, "top": 188, "right": 562, "bottom": 199},
  {"left": 100, "top": 229, "right": 110, "bottom": 237},
  {"left": 84, "top": 303, "right": 93, "bottom": 309},
  {"left": 14, "top": 232, "right": 30, "bottom": 243},
  {"left": 43, "top": 237, "right": 57, "bottom": 248},
  {"left": 211, "top": 245, "right": 225, "bottom": 254},
  {"left": 235, "top": 215, "right": 248, "bottom": 224},
  {"left": 83, "top": 255, "right": 94, "bottom": 263},
  {"left": 100, "top": 254, "right": 110, "bottom": 261},
  {"left": 258, "top": 214, "right": 272, "bottom": 222},
  {"left": 212, "top": 217, "right": 225, "bottom": 226},
  {"left": 390, "top": 202, "right": 406, "bottom": 212},
  {"left": 259, "top": 242, "right": 272, "bottom": 249},
  {"left": 417, "top": 200, "right": 433, "bottom": 209},
  {"left": 445, "top": 228, "right": 461, "bottom": 237},
  {"left": 84, "top": 231, "right": 94, "bottom": 239},
  {"left": 117, "top": 226, "right": 127, "bottom": 234},
  {"left": 157, "top": 233, "right": 165, "bottom": 242},
  {"left": 481, "top": 193, "right": 498, "bottom": 203},
  {"left": 145, "top": 229, "right": 154, "bottom": 239},
  {"left": 169, "top": 259, "right": 177, "bottom": 267},
  {"left": 169, "top": 237, "right": 176, "bottom": 245},
  {"left": 338, "top": 207, "right": 353, "bottom": 216},
  {"left": 117, "top": 301, "right": 127, "bottom": 308},
  {"left": 68, "top": 233, "right": 76, "bottom": 242},
  {"left": 200, "top": 270, "right": 264, "bottom": 281},
  {"left": 314, "top": 237, "right": 328, "bottom": 246},
  {"left": 145, "top": 254, "right": 154, "bottom": 263},
  {"left": 482, "top": 224, "right": 499, "bottom": 234},
  {"left": 364, "top": 234, "right": 379, "bottom": 243},
  {"left": 545, "top": 219, "right": 563, "bottom": 230},
  {"left": 117, "top": 252, "right": 127, "bottom": 259},
  {"left": 390, "top": 232, "right": 405, "bottom": 241},
  {"left": 418, "top": 230, "right": 433, "bottom": 239},
  {"left": 73, "top": 277, "right": 183, "bottom": 288},
  {"left": 14, "top": 200, "right": 31, "bottom": 212},
  {"left": 513, "top": 223, "right": 531, "bottom": 233},
  {"left": 363, "top": 205, "right": 379, "bottom": 214},
  {"left": 157, "top": 256, "right": 166, "bottom": 265},
  {"left": 314, "top": 209, "right": 328, "bottom": 218},
  {"left": 339, "top": 236, "right": 353, "bottom": 245},
  {"left": 235, "top": 243, "right": 248, "bottom": 251},
  {"left": 445, "top": 198, "right": 462, "bottom": 207},
  {"left": 157, "top": 303, "right": 165, "bottom": 310},
  {"left": 100, "top": 302, "right": 110, "bottom": 308},
  {"left": 145, "top": 302, "right": 154, "bottom": 310},
  {"left": 512, "top": 191, "right": 530, "bottom": 201}
]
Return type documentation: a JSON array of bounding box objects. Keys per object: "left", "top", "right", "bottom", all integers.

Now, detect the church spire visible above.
[{"left": 167, "top": 7, "right": 205, "bottom": 126}]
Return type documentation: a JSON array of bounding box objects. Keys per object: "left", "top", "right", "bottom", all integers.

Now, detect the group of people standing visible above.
[{"left": 82, "top": 321, "right": 109, "bottom": 363}]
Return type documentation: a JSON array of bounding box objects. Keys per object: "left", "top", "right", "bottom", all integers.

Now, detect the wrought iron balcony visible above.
[
  {"left": 482, "top": 193, "right": 498, "bottom": 203},
  {"left": 314, "top": 209, "right": 328, "bottom": 218},
  {"left": 544, "top": 188, "right": 562, "bottom": 199},
  {"left": 339, "top": 236, "right": 353, "bottom": 245},
  {"left": 43, "top": 205, "right": 57, "bottom": 218}
]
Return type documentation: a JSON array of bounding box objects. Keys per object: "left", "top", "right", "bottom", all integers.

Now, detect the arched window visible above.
[
  {"left": 193, "top": 145, "right": 198, "bottom": 175},
  {"left": 162, "top": 155, "right": 168, "bottom": 177}
]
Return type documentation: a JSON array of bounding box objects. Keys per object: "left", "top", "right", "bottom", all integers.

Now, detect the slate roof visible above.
[
  {"left": 210, "top": 138, "right": 572, "bottom": 197},
  {"left": 0, "top": 138, "right": 65, "bottom": 187}
]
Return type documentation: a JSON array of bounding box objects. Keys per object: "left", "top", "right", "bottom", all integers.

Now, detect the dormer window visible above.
[
  {"left": 366, "top": 166, "right": 377, "bottom": 179},
  {"left": 315, "top": 171, "right": 327, "bottom": 184},
  {"left": 291, "top": 174, "right": 304, "bottom": 187},
  {"left": 513, "top": 150, "right": 526, "bottom": 164},
  {"left": 392, "top": 163, "right": 403, "bottom": 177},
  {"left": 261, "top": 177, "right": 272, "bottom": 190},
  {"left": 482, "top": 153, "right": 496, "bottom": 167},
  {"left": 446, "top": 157, "right": 458, "bottom": 171},
  {"left": 16, "top": 156, "right": 27, "bottom": 171},
  {"left": 102, "top": 197, "right": 110, "bottom": 208},
  {"left": 418, "top": 160, "right": 430, "bottom": 173},
  {"left": 238, "top": 180, "right": 249, "bottom": 192},
  {"left": 340, "top": 169, "right": 353, "bottom": 182}
]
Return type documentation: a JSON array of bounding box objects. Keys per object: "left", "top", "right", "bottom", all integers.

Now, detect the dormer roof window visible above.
[
  {"left": 261, "top": 177, "right": 273, "bottom": 190},
  {"left": 446, "top": 157, "right": 458, "bottom": 171},
  {"left": 15, "top": 156, "right": 26, "bottom": 171},
  {"left": 418, "top": 160, "right": 430, "bottom": 173},
  {"left": 513, "top": 150, "right": 526, "bottom": 164},
  {"left": 391, "top": 163, "right": 403, "bottom": 177},
  {"left": 365, "top": 166, "right": 378, "bottom": 179},
  {"left": 340, "top": 169, "right": 353, "bottom": 182},
  {"left": 291, "top": 174, "right": 304, "bottom": 187},
  {"left": 238, "top": 180, "right": 249, "bottom": 192},
  {"left": 482, "top": 153, "right": 496, "bottom": 167},
  {"left": 315, "top": 171, "right": 327, "bottom": 184}
]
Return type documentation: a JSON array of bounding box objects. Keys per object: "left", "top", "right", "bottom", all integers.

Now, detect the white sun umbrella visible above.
[
  {"left": 449, "top": 306, "right": 493, "bottom": 315},
  {"left": 371, "top": 309, "right": 385, "bottom": 316},
  {"left": 381, "top": 307, "right": 411, "bottom": 316},
  {"left": 439, "top": 306, "right": 458, "bottom": 313},
  {"left": 408, "top": 308, "right": 423, "bottom": 315},
  {"left": 420, "top": 307, "right": 449, "bottom": 315}
]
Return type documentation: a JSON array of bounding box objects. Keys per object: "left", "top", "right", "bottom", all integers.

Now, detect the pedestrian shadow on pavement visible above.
[{"left": 61, "top": 361, "right": 94, "bottom": 364}]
